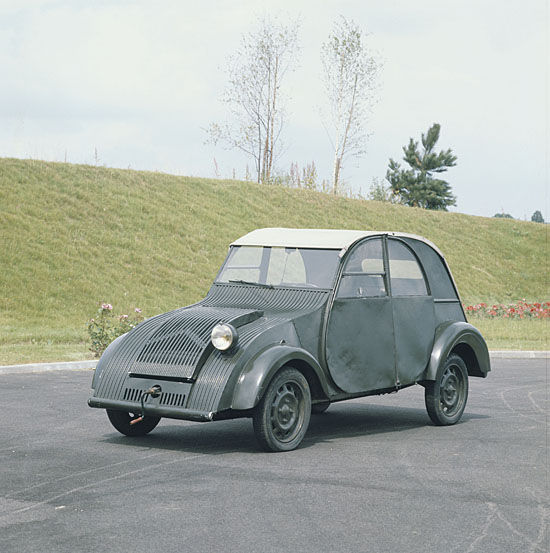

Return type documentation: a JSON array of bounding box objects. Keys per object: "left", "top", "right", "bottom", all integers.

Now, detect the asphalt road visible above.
[{"left": 1, "top": 359, "right": 547, "bottom": 553}]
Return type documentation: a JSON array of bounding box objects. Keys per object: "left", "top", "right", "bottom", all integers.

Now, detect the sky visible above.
[{"left": 1, "top": 0, "right": 547, "bottom": 220}]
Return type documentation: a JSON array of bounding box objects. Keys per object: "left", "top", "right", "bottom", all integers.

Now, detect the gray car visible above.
[{"left": 88, "top": 228, "right": 490, "bottom": 451}]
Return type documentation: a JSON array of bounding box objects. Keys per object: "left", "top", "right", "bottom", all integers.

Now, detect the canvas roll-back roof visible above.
[{"left": 231, "top": 228, "right": 445, "bottom": 258}]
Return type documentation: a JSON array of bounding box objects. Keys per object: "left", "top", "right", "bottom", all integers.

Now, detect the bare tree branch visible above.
[
  {"left": 321, "top": 17, "right": 381, "bottom": 194},
  {"left": 207, "top": 17, "right": 300, "bottom": 183}
]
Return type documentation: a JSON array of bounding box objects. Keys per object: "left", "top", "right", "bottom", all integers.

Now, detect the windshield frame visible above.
[{"left": 214, "top": 245, "right": 342, "bottom": 290}]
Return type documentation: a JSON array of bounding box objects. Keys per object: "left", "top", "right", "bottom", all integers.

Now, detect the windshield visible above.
[{"left": 216, "top": 246, "right": 341, "bottom": 289}]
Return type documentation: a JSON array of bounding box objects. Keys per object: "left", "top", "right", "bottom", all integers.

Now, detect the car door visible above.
[
  {"left": 387, "top": 238, "right": 435, "bottom": 386},
  {"left": 325, "top": 237, "right": 397, "bottom": 393}
]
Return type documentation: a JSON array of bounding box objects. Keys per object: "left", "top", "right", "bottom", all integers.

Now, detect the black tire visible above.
[
  {"left": 425, "top": 354, "right": 469, "bottom": 425},
  {"left": 311, "top": 401, "right": 330, "bottom": 414},
  {"left": 253, "top": 367, "right": 311, "bottom": 452},
  {"left": 106, "top": 409, "right": 161, "bottom": 437}
]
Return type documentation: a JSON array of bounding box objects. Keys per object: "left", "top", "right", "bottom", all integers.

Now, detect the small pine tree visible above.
[
  {"left": 367, "top": 177, "right": 394, "bottom": 202},
  {"left": 531, "top": 210, "right": 544, "bottom": 223},
  {"left": 386, "top": 123, "right": 457, "bottom": 210},
  {"left": 301, "top": 162, "right": 317, "bottom": 190}
]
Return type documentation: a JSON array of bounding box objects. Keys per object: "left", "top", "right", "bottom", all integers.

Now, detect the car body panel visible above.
[
  {"left": 326, "top": 296, "right": 396, "bottom": 393},
  {"left": 231, "top": 344, "right": 330, "bottom": 410},
  {"left": 393, "top": 295, "right": 435, "bottom": 385}
]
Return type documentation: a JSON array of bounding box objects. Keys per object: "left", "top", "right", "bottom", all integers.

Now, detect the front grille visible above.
[{"left": 133, "top": 306, "right": 258, "bottom": 379}]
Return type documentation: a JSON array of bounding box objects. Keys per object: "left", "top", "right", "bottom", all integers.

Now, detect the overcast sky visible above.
[{"left": 1, "top": 0, "right": 547, "bottom": 219}]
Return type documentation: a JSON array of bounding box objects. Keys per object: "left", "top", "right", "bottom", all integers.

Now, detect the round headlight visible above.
[{"left": 211, "top": 323, "right": 238, "bottom": 351}]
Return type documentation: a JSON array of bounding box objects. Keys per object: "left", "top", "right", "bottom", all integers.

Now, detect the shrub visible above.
[{"left": 87, "top": 303, "right": 144, "bottom": 357}]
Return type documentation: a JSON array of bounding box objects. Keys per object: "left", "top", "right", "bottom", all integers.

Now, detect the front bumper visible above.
[{"left": 87, "top": 396, "right": 215, "bottom": 422}]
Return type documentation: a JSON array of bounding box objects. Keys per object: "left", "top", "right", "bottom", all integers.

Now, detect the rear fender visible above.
[
  {"left": 424, "top": 321, "right": 491, "bottom": 381},
  {"left": 231, "top": 345, "right": 329, "bottom": 410}
]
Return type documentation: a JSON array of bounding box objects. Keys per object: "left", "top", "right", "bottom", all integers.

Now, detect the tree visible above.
[
  {"left": 531, "top": 210, "right": 544, "bottom": 223},
  {"left": 493, "top": 212, "right": 514, "bottom": 219},
  {"left": 207, "top": 17, "right": 300, "bottom": 184},
  {"left": 321, "top": 17, "right": 381, "bottom": 195},
  {"left": 386, "top": 123, "right": 457, "bottom": 210}
]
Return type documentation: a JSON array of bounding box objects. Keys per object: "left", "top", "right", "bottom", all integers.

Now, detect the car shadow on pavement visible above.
[
  {"left": 99, "top": 402, "right": 488, "bottom": 455},
  {"left": 305, "top": 403, "right": 487, "bottom": 445}
]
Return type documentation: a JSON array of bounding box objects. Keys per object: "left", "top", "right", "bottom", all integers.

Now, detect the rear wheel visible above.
[
  {"left": 106, "top": 409, "right": 161, "bottom": 437},
  {"left": 253, "top": 367, "right": 311, "bottom": 452},
  {"left": 425, "top": 354, "right": 468, "bottom": 425}
]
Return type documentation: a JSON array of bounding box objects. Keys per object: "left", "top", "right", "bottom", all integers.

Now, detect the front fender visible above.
[
  {"left": 424, "top": 321, "right": 491, "bottom": 381},
  {"left": 91, "top": 333, "right": 127, "bottom": 389},
  {"left": 231, "top": 345, "right": 329, "bottom": 410}
]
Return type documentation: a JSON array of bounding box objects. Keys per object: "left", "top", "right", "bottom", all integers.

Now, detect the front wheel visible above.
[
  {"left": 253, "top": 367, "right": 311, "bottom": 452},
  {"left": 106, "top": 409, "right": 161, "bottom": 437},
  {"left": 425, "top": 354, "right": 469, "bottom": 425}
]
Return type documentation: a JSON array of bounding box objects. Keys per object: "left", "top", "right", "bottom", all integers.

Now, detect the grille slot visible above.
[
  {"left": 123, "top": 388, "right": 143, "bottom": 402},
  {"left": 123, "top": 388, "right": 186, "bottom": 408},
  {"left": 159, "top": 392, "right": 186, "bottom": 407}
]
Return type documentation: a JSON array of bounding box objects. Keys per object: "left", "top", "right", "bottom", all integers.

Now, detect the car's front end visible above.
[{"left": 88, "top": 241, "right": 341, "bottom": 428}]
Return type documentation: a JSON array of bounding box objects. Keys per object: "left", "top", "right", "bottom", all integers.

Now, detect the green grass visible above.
[
  {"left": 0, "top": 157, "right": 547, "bottom": 363},
  {"left": 468, "top": 318, "right": 548, "bottom": 351}
]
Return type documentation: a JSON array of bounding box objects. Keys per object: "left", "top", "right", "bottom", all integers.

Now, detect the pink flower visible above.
[
  {"left": 135, "top": 307, "right": 142, "bottom": 313},
  {"left": 101, "top": 303, "right": 113, "bottom": 311},
  {"left": 119, "top": 314, "right": 128, "bottom": 320}
]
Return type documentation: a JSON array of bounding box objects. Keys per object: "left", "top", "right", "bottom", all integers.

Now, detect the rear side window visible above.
[
  {"left": 388, "top": 240, "right": 428, "bottom": 296},
  {"left": 401, "top": 238, "right": 458, "bottom": 300},
  {"left": 337, "top": 238, "right": 387, "bottom": 298}
]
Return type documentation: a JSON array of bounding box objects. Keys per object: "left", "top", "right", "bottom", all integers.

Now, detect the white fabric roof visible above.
[{"left": 231, "top": 228, "right": 443, "bottom": 257}]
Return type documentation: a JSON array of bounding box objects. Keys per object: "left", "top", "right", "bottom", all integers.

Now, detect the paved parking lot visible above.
[{"left": 0, "top": 358, "right": 547, "bottom": 553}]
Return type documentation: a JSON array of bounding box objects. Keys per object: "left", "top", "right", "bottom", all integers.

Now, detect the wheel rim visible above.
[
  {"left": 270, "top": 381, "right": 305, "bottom": 443},
  {"left": 439, "top": 365, "right": 465, "bottom": 416}
]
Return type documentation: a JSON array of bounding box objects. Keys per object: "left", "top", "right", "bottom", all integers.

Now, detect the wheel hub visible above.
[
  {"left": 271, "top": 383, "right": 302, "bottom": 439},
  {"left": 440, "top": 368, "right": 461, "bottom": 412}
]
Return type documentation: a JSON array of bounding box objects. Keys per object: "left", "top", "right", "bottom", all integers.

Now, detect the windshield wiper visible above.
[{"left": 228, "top": 279, "right": 274, "bottom": 289}]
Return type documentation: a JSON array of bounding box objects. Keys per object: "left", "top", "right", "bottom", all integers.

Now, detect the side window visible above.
[
  {"left": 337, "top": 239, "right": 386, "bottom": 298},
  {"left": 388, "top": 240, "right": 428, "bottom": 296}
]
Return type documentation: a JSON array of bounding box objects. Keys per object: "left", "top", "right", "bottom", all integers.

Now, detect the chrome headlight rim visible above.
[{"left": 211, "top": 323, "right": 238, "bottom": 351}]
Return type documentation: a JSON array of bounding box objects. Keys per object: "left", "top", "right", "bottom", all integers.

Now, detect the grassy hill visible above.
[{"left": 0, "top": 158, "right": 547, "bottom": 363}]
